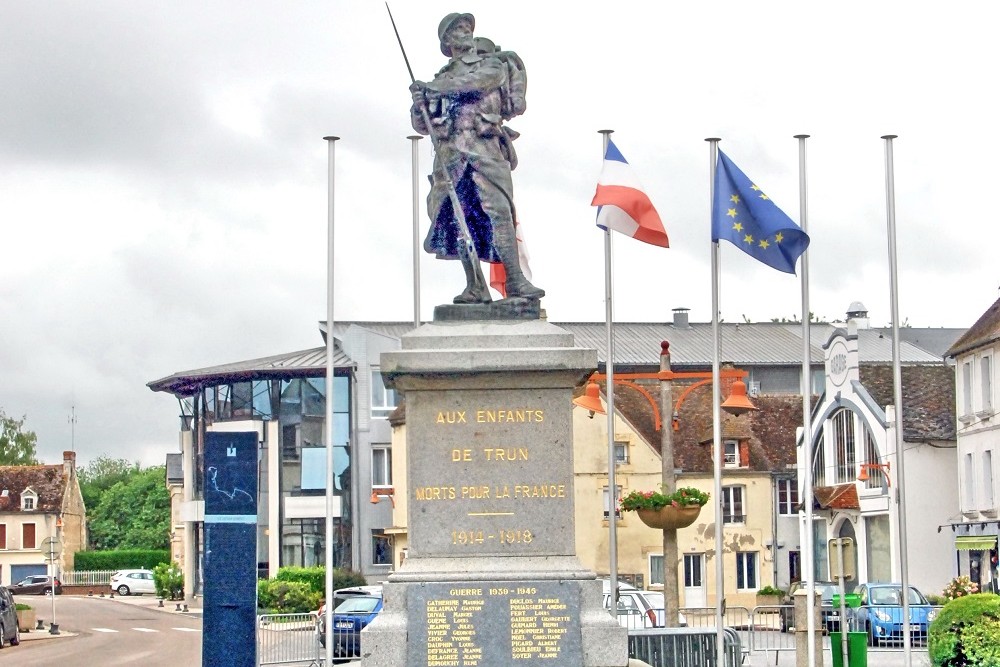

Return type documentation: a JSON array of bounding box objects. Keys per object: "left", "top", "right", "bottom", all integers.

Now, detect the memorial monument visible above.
[{"left": 361, "top": 11, "right": 628, "bottom": 667}]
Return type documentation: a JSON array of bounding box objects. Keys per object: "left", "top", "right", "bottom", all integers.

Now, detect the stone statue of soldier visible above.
[{"left": 409, "top": 12, "right": 543, "bottom": 305}]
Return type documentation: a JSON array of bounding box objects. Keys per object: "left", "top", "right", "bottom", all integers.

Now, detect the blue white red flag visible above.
[{"left": 591, "top": 139, "right": 668, "bottom": 248}]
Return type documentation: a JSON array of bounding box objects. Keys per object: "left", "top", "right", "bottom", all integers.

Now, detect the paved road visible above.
[{"left": 9, "top": 595, "right": 201, "bottom": 666}]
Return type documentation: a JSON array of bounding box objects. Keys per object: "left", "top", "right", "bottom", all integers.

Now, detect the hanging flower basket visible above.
[{"left": 635, "top": 504, "right": 702, "bottom": 530}]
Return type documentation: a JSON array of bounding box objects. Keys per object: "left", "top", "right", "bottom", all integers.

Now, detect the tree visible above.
[
  {"left": 87, "top": 465, "right": 170, "bottom": 550},
  {"left": 0, "top": 409, "right": 39, "bottom": 465},
  {"left": 78, "top": 455, "right": 141, "bottom": 511}
]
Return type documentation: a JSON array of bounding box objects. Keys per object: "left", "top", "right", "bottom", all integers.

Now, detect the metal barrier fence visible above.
[
  {"left": 663, "top": 603, "right": 944, "bottom": 656},
  {"left": 60, "top": 570, "right": 116, "bottom": 586},
  {"left": 629, "top": 627, "right": 744, "bottom": 667},
  {"left": 257, "top": 613, "right": 320, "bottom": 667}
]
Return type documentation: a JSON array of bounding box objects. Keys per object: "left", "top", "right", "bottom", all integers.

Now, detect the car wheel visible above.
[
  {"left": 117, "top": 585, "right": 131, "bottom": 596},
  {"left": 9, "top": 624, "right": 18, "bottom": 646},
  {"left": 0, "top": 622, "right": 6, "bottom": 648}
]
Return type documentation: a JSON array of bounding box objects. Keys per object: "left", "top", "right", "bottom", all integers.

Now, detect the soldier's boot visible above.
[
  {"left": 453, "top": 253, "right": 492, "bottom": 304},
  {"left": 494, "top": 221, "right": 544, "bottom": 300}
]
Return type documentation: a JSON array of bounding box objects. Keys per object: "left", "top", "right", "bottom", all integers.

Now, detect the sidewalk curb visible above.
[{"left": 97, "top": 595, "right": 203, "bottom": 616}]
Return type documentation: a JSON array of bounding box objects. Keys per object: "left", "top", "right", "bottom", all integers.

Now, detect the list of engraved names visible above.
[{"left": 412, "top": 584, "right": 581, "bottom": 667}]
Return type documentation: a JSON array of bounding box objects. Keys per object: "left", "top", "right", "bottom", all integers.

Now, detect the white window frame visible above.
[
  {"left": 832, "top": 409, "right": 856, "bottom": 484},
  {"left": 984, "top": 450, "right": 995, "bottom": 510},
  {"left": 22, "top": 495, "right": 34, "bottom": 511},
  {"left": 371, "top": 445, "right": 392, "bottom": 488},
  {"left": 724, "top": 440, "right": 739, "bottom": 467},
  {"left": 648, "top": 553, "right": 664, "bottom": 587},
  {"left": 777, "top": 478, "right": 799, "bottom": 515},
  {"left": 736, "top": 551, "right": 759, "bottom": 590},
  {"left": 614, "top": 440, "right": 630, "bottom": 466},
  {"left": 722, "top": 485, "right": 745, "bottom": 524},
  {"left": 370, "top": 367, "right": 398, "bottom": 418},
  {"left": 962, "top": 360, "right": 974, "bottom": 419},
  {"left": 964, "top": 452, "right": 976, "bottom": 512},
  {"left": 603, "top": 485, "right": 622, "bottom": 520},
  {"left": 980, "top": 354, "right": 994, "bottom": 417}
]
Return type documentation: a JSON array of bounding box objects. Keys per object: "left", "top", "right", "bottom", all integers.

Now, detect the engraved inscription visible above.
[{"left": 410, "top": 583, "right": 582, "bottom": 667}]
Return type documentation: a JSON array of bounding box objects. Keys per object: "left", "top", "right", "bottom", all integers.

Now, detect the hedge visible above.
[
  {"left": 258, "top": 579, "right": 321, "bottom": 614},
  {"left": 929, "top": 593, "right": 1000, "bottom": 666},
  {"left": 73, "top": 549, "right": 171, "bottom": 571},
  {"left": 274, "top": 566, "right": 366, "bottom": 597}
]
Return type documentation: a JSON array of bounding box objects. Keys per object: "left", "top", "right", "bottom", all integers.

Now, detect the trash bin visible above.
[
  {"left": 832, "top": 593, "right": 862, "bottom": 608},
  {"left": 829, "top": 631, "right": 868, "bottom": 667}
]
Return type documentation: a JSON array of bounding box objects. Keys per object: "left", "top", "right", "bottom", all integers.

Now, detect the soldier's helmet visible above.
[{"left": 438, "top": 12, "right": 475, "bottom": 56}]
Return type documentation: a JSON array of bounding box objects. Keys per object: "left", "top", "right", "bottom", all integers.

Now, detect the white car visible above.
[{"left": 111, "top": 569, "right": 157, "bottom": 596}]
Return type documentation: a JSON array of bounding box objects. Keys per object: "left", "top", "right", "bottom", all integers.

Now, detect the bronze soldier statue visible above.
[{"left": 409, "top": 12, "right": 543, "bottom": 305}]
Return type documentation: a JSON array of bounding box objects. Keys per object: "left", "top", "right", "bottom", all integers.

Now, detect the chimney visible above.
[
  {"left": 846, "top": 301, "right": 870, "bottom": 330},
  {"left": 672, "top": 307, "right": 690, "bottom": 328},
  {"left": 63, "top": 450, "right": 76, "bottom": 478}
]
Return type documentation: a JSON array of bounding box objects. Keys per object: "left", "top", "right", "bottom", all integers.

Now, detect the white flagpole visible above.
[
  {"left": 706, "top": 137, "right": 725, "bottom": 663},
  {"left": 795, "top": 134, "right": 817, "bottom": 667},
  {"left": 323, "top": 134, "right": 339, "bottom": 667},
  {"left": 598, "top": 129, "right": 620, "bottom": 616},
  {"left": 883, "top": 134, "right": 912, "bottom": 667},
  {"left": 408, "top": 135, "right": 423, "bottom": 328}
]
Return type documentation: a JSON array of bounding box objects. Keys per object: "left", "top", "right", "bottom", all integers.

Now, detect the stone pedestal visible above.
[
  {"left": 363, "top": 319, "right": 627, "bottom": 666},
  {"left": 793, "top": 589, "right": 824, "bottom": 667}
]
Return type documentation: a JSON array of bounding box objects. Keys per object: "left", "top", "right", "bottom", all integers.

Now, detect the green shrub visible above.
[
  {"left": 153, "top": 562, "right": 184, "bottom": 600},
  {"left": 73, "top": 549, "right": 171, "bottom": 571},
  {"left": 274, "top": 566, "right": 365, "bottom": 596},
  {"left": 929, "top": 593, "right": 1000, "bottom": 666},
  {"left": 15, "top": 603, "right": 31, "bottom": 611},
  {"left": 257, "top": 579, "right": 321, "bottom": 614},
  {"left": 757, "top": 586, "right": 784, "bottom": 596}
]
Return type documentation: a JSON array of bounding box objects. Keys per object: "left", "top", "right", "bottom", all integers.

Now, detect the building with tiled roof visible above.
[
  {"left": 0, "top": 451, "right": 87, "bottom": 585},
  {"left": 800, "top": 323, "right": 958, "bottom": 597},
  {"left": 148, "top": 301, "right": 964, "bottom": 599},
  {"left": 946, "top": 295, "right": 1000, "bottom": 594}
]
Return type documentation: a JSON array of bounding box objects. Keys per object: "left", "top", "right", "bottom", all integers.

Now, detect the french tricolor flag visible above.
[{"left": 591, "top": 139, "right": 669, "bottom": 248}]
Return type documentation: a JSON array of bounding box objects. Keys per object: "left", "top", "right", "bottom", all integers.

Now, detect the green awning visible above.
[{"left": 955, "top": 535, "right": 998, "bottom": 551}]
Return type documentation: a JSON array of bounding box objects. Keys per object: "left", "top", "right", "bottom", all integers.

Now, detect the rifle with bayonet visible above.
[{"left": 386, "top": 4, "right": 489, "bottom": 301}]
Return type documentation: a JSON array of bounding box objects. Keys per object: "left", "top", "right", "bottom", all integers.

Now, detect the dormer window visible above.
[
  {"left": 724, "top": 440, "right": 739, "bottom": 467},
  {"left": 22, "top": 488, "right": 37, "bottom": 511}
]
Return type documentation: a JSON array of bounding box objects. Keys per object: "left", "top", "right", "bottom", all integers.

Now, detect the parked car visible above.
[
  {"left": 600, "top": 579, "right": 661, "bottom": 629},
  {"left": 779, "top": 580, "right": 841, "bottom": 633},
  {"left": 110, "top": 569, "right": 157, "bottom": 596},
  {"left": 848, "top": 583, "right": 938, "bottom": 646},
  {"left": 8, "top": 575, "right": 61, "bottom": 596},
  {"left": 316, "top": 586, "right": 384, "bottom": 663},
  {"left": 0, "top": 586, "right": 21, "bottom": 648},
  {"left": 639, "top": 590, "right": 687, "bottom": 627}
]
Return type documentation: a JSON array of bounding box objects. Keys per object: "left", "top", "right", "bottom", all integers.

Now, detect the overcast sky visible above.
[{"left": 2, "top": 1, "right": 996, "bottom": 468}]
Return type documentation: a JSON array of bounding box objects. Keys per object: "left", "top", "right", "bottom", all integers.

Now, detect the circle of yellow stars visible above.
[{"left": 726, "top": 185, "right": 784, "bottom": 250}]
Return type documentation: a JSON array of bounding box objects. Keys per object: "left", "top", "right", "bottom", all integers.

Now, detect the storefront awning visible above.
[{"left": 955, "top": 535, "right": 998, "bottom": 551}]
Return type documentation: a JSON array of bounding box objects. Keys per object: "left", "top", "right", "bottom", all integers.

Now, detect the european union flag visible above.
[{"left": 711, "top": 150, "right": 810, "bottom": 274}]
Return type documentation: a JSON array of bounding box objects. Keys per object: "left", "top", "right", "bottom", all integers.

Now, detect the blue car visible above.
[
  {"left": 849, "top": 583, "right": 938, "bottom": 646},
  {"left": 316, "top": 586, "right": 383, "bottom": 663}
]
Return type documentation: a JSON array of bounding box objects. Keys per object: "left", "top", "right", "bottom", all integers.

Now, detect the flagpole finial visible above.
[
  {"left": 407, "top": 135, "right": 422, "bottom": 141},
  {"left": 793, "top": 134, "right": 810, "bottom": 139},
  {"left": 705, "top": 137, "right": 721, "bottom": 143},
  {"left": 881, "top": 134, "right": 898, "bottom": 140},
  {"left": 323, "top": 136, "right": 340, "bottom": 142},
  {"left": 598, "top": 129, "right": 614, "bottom": 135}
]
